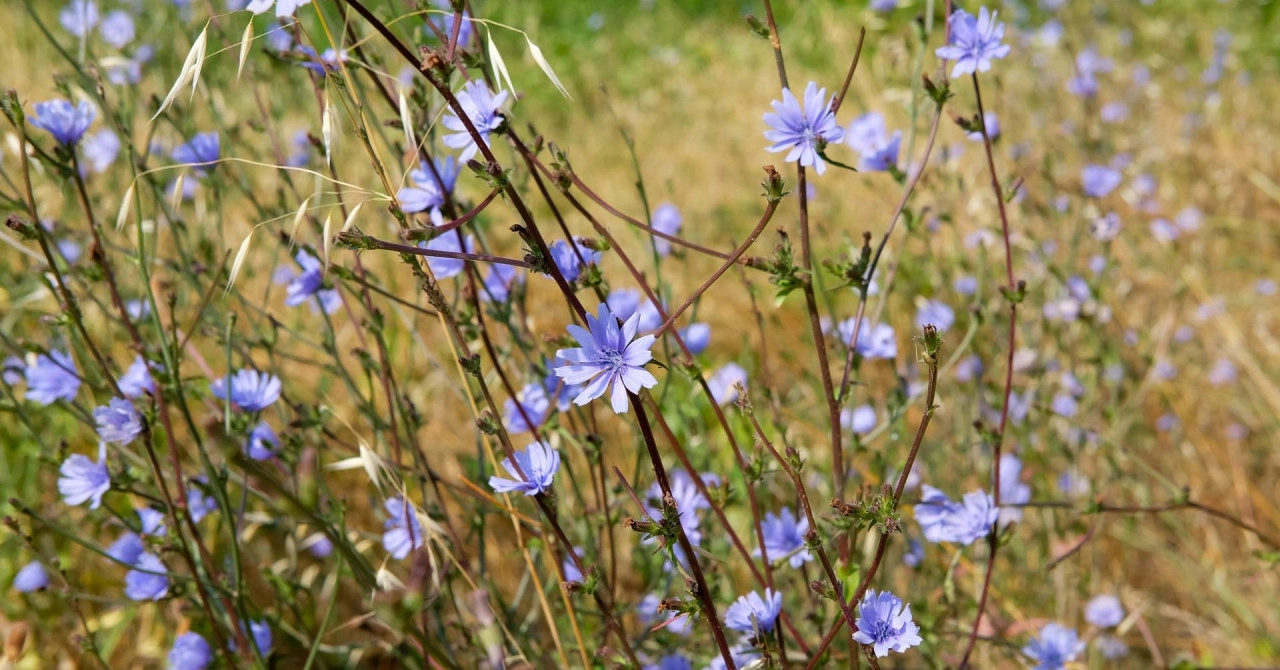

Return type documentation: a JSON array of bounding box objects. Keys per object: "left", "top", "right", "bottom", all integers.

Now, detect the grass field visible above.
[{"left": 1, "top": 0, "right": 1279, "bottom": 667}]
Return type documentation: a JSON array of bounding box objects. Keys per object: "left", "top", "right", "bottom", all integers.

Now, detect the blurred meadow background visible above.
[{"left": 1, "top": 0, "right": 1279, "bottom": 668}]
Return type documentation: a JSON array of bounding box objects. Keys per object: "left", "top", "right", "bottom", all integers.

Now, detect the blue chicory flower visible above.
[
  {"left": 118, "top": 355, "right": 156, "bottom": 398},
  {"left": 441, "top": 80, "right": 508, "bottom": 163},
  {"left": 166, "top": 631, "right": 211, "bottom": 670},
  {"left": 429, "top": 0, "right": 474, "bottom": 48},
  {"left": 187, "top": 481, "right": 218, "bottom": 523},
  {"left": 644, "top": 655, "right": 692, "bottom": 670},
  {"left": 58, "top": 443, "right": 110, "bottom": 509},
  {"left": 914, "top": 485, "right": 997, "bottom": 545},
  {"left": 996, "top": 453, "right": 1032, "bottom": 526},
  {"left": 25, "top": 350, "right": 81, "bottom": 405},
  {"left": 81, "top": 129, "right": 121, "bottom": 173},
  {"left": 172, "top": 132, "right": 219, "bottom": 173},
  {"left": 479, "top": 263, "right": 524, "bottom": 303},
  {"left": 248, "top": 619, "right": 272, "bottom": 657},
  {"left": 763, "top": 81, "right": 846, "bottom": 175},
  {"left": 138, "top": 507, "right": 167, "bottom": 536},
  {"left": 724, "top": 588, "right": 783, "bottom": 633},
  {"left": 503, "top": 382, "right": 551, "bottom": 434},
  {"left": 1021, "top": 623, "right": 1085, "bottom": 670},
  {"left": 13, "top": 561, "right": 49, "bottom": 593},
  {"left": 903, "top": 538, "right": 925, "bottom": 567},
  {"left": 124, "top": 552, "right": 169, "bottom": 600},
  {"left": 646, "top": 470, "right": 715, "bottom": 546},
  {"left": 1095, "top": 635, "right": 1129, "bottom": 660},
  {"left": 706, "top": 362, "right": 747, "bottom": 406},
  {"left": 383, "top": 496, "right": 425, "bottom": 559},
  {"left": 681, "top": 323, "right": 711, "bottom": 355},
  {"left": 1081, "top": 164, "right": 1122, "bottom": 198},
  {"left": 107, "top": 532, "right": 145, "bottom": 565},
  {"left": 561, "top": 546, "right": 585, "bottom": 582},
  {"left": 211, "top": 369, "right": 281, "bottom": 412},
  {"left": 397, "top": 156, "right": 460, "bottom": 214},
  {"left": 246, "top": 0, "right": 311, "bottom": 17},
  {"left": 916, "top": 299, "right": 956, "bottom": 332},
  {"left": 845, "top": 113, "right": 901, "bottom": 172},
  {"left": 842, "top": 404, "right": 877, "bottom": 435},
  {"left": 966, "top": 112, "right": 999, "bottom": 141},
  {"left": 936, "top": 7, "right": 1011, "bottom": 78},
  {"left": 94, "top": 397, "right": 143, "bottom": 445},
  {"left": 756, "top": 508, "right": 811, "bottom": 568},
  {"left": 606, "top": 289, "right": 663, "bottom": 333},
  {"left": 99, "top": 9, "right": 135, "bottom": 48},
  {"left": 852, "top": 589, "right": 924, "bottom": 657},
  {"left": 837, "top": 319, "right": 898, "bottom": 360},
  {"left": 60, "top": 0, "right": 99, "bottom": 37},
  {"left": 420, "top": 233, "right": 475, "bottom": 280},
  {"left": 650, "top": 203, "right": 682, "bottom": 256},
  {"left": 547, "top": 238, "right": 602, "bottom": 283},
  {"left": 285, "top": 250, "right": 327, "bottom": 307},
  {"left": 489, "top": 441, "right": 561, "bottom": 497},
  {"left": 246, "top": 422, "right": 279, "bottom": 460},
  {"left": 31, "top": 99, "right": 96, "bottom": 146},
  {"left": 637, "top": 593, "right": 693, "bottom": 635},
  {"left": 554, "top": 303, "right": 659, "bottom": 414},
  {"left": 1085, "top": 594, "right": 1125, "bottom": 628}
]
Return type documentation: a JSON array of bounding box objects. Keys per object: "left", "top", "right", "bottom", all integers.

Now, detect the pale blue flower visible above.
[
  {"left": 706, "top": 362, "right": 747, "bottom": 406},
  {"left": 763, "top": 82, "right": 846, "bottom": 175},
  {"left": 107, "top": 532, "right": 145, "bottom": 565},
  {"left": 25, "top": 350, "right": 81, "bottom": 405},
  {"left": 503, "top": 382, "right": 551, "bottom": 433},
  {"left": 606, "top": 289, "right": 663, "bottom": 333},
  {"left": 479, "top": 263, "right": 523, "bottom": 303},
  {"left": 397, "top": 156, "right": 460, "bottom": 214},
  {"left": 838, "top": 319, "right": 898, "bottom": 360},
  {"left": 681, "top": 323, "right": 711, "bottom": 355},
  {"left": 382, "top": 496, "right": 425, "bottom": 559},
  {"left": 124, "top": 552, "right": 169, "bottom": 600},
  {"left": 1081, "top": 165, "right": 1122, "bottom": 198},
  {"left": 646, "top": 470, "right": 715, "bottom": 545},
  {"left": 852, "top": 589, "right": 923, "bottom": 657},
  {"left": 1095, "top": 635, "right": 1129, "bottom": 660},
  {"left": 421, "top": 233, "right": 474, "bottom": 280},
  {"left": 756, "top": 508, "right": 811, "bottom": 568},
  {"left": 1022, "top": 623, "right": 1085, "bottom": 670},
  {"left": 186, "top": 481, "right": 217, "bottom": 523},
  {"left": 172, "top": 132, "right": 219, "bottom": 173},
  {"left": 211, "top": 369, "right": 281, "bottom": 412},
  {"left": 58, "top": 443, "right": 110, "bottom": 509},
  {"left": 651, "top": 203, "right": 682, "bottom": 256},
  {"left": 297, "top": 46, "right": 348, "bottom": 74},
  {"left": 489, "top": 441, "right": 560, "bottom": 496},
  {"left": 246, "top": 0, "right": 311, "bottom": 17},
  {"left": 60, "top": 0, "right": 99, "bottom": 37},
  {"left": 645, "top": 655, "right": 692, "bottom": 670},
  {"left": 561, "top": 546, "right": 585, "bottom": 582},
  {"left": 13, "top": 561, "right": 49, "bottom": 593},
  {"left": 31, "top": 100, "right": 96, "bottom": 146},
  {"left": 637, "top": 593, "right": 692, "bottom": 635},
  {"left": 966, "top": 112, "right": 999, "bottom": 141},
  {"left": 936, "top": 7, "right": 1011, "bottom": 77},
  {"left": 842, "top": 404, "right": 877, "bottom": 434},
  {"left": 1085, "top": 594, "right": 1124, "bottom": 628},
  {"left": 547, "top": 238, "right": 601, "bottom": 283},
  {"left": 166, "top": 631, "right": 211, "bottom": 669},
  {"left": 724, "top": 588, "right": 783, "bottom": 633},
  {"left": 81, "top": 129, "right": 121, "bottom": 173},
  {"left": 903, "top": 538, "right": 924, "bottom": 567},
  {"left": 285, "top": 250, "right": 326, "bottom": 307},
  {"left": 845, "top": 113, "right": 902, "bottom": 172},
  {"left": 246, "top": 422, "right": 279, "bottom": 461},
  {"left": 247, "top": 619, "right": 272, "bottom": 657},
  {"left": 1208, "top": 357, "right": 1236, "bottom": 385},
  {"left": 996, "top": 453, "right": 1031, "bottom": 526},
  {"left": 94, "top": 397, "right": 143, "bottom": 445},
  {"left": 914, "top": 485, "right": 997, "bottom": 545},
  {"left": 99, "top": 10, "right": 135, "bottom": 48},
  {"left": 118, "top": 355, "right": 156, "bottom": 398},
  {"left": 442, "top": 80, "right": 508, "bottom": 163},
  {"left": 555, "top": 303, "right": 658, "bottom": 414},
  {"left": 916, "top": 299, "right": 955, "bottom": 332}
]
